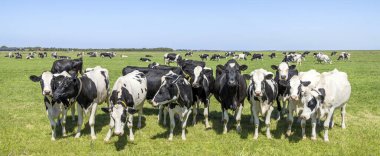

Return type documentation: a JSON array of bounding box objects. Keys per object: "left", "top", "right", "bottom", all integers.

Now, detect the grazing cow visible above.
[
  {"left": 303, "top": 51, "right": 310, "bottom": 56},
  {"left": 185, "top": 52, "right": 193, "bottom": 57},
  {"left": 77, "top": 52, "right": 84, "bottom": 57},
  {"left": 251, "top": 54, "right": 264, "bottom": 60},
  {"left": 214, "top": 59, "right": 248, "bottom": 134},
  {"left": 5, "top": 52, "right": 14, "bottom": 58},
  {"left": 87, "top": 52, "right": 97, "bottom": 57},
  {"left": 100, "top": 52, "right": 115, "bottom": 58},
  {"left": 164, "top": 53, "right": 182, "bottom": 65},
  {"left": 147, "top": 62, "right": 180, "bottom": 71},
  {"left": 145, "top": 55, "right": 153, "bottom": 57},
  {"left": 199, "top": 54, "right": 209, "bottom": 61},
  {"left": 331, "top": 51, "right": 338, "bottom": 56},
  {"left": 219, "top": 55, "right": 227, "bottom": 59},
  {"left": 26, "top": 52, "right": 35, "bottom": 59},
  {"left": 140, "top": 57, "right": 151, "bottom": 62},
  {"left": 315, "top": 53, "right": 332, "bottom": 64},
  {"left": 51, "top": 52, "right": 58, "bottom": 59},
  {"left": 51, "top": 58, "right": 83, "bottom": 75},
  {"left": 246, "top": 69, "right": 277, "bottom": 139},
  {"left": 269, "top": 53, "right": 276, "bottom": 59},
  {"left": 152, "top": 72, "right": 193, "bottom": 140},
  {"left": 210, "top": 54, "right": 220, "bottom": 61},
  {"left": 58, "top": 56, "right": 71, "bottom": 59},
  {"left": 337, "top": 52, "right": 350, "bottom": 61},
  {"left": 284, "top": 54, "right": 303, "bottom": 65},
  {"left": 271, "top": 62, "right": 298, "bottom": 119},
  {"left": 225, "top": 51, "right": 235, "bottom": 57},
  {"left": 15, "top": 53, "right": 22, "bottom": 59},
  {"left": 234, "top": 54, "right": 247, "bottom": 60},
  {"left": 243, "top": 51, "right": 251, "bottom": 56},
  {"left": 38, "top": 52, "right": 45, "bottom": 58},
  {"left": 102, "top": 70, "right": 147, "bottom": 142},
  {"left": 29, "top": 71, "right": 75, "bottom": 140},
  {"left": 300, "top": 69, "right": 351, "bottom": 141},
  {"left": 53, "top": 66, "right": 110, "bottom": 139},
  {"left": 286, "top": 70, "right": 321, "bottom": 137}
]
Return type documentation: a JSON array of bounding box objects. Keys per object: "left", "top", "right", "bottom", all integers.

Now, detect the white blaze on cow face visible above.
[
  {"left": 300, "top": 90, "right": 320, "bottom": 120},
  {"left": 229, "top": 63, "right": 236, "bottom": 68},
  {"left": 41, "top": 72, "right": 54, "bottom": 96},
  {"left": 251, "top": 70, "right": 264, "bottom": 96},
  {"left": 278, "top": 62, "right": 289, "bottom": 80},
  {"left": 289, "top": 76, "right": 301, "bottom": 100},
  {"left": 192, "top": 66, "right": 203, "bottom": 87},
  {"left": 111, "top": 104, "right": 126, "bottom": 136}
]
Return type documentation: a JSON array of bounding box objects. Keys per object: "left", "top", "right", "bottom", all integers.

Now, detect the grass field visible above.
[{"left": 1, "top": 51, "right": 379, "bottom": 155}]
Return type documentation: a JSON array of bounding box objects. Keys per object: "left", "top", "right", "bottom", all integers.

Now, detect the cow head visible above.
[
  {"left": 288, "top": 76, "right": 309, "bottom": 101},
  {"left": 191, "top": 66, "right": 204, "bottom": 88},
  {"left": 300, "top": 85, "right": 325, "bottom": 120},
  {"left": 271, "top": 62, "right": 296, "bottom": 81},
  {"left": 30, "top": 71, "right": 54, "bottom": 96},
  {"left": 249, "top": 69, "right": 273, "bottom": 97},
  {"left": 152, "top": 74, "right": 182, "bottom": 106},
  {"left": 217, "top": 59, "right": 247, "bottom": 87},
  {"left": 52, "top": 76, "right": 78, "bottom": 101},
  {"left": 101, "top": 90, "right": 137, "bottom": 136}
]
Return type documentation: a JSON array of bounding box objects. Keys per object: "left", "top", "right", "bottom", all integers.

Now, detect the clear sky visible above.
[{"left": 1, "top": 0, "right": 379, "bottom": 50}]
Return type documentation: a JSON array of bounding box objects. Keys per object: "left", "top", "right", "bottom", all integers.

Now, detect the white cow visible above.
[
  {"left": 300, "top": 69, "right": 351, "bottom": 141},
  {"left": 316, "top": 53, "right": 332, "bottom": 64}
]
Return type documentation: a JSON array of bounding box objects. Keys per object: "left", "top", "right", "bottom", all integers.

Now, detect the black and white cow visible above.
[
  {"left": 102, "top": 70, "right": 147, "bottom": 142},
  {"left": 140, "top": 57, "right": 151, "bottom": 62},
  {"left": 269, "top": 53, "right": 276, "bottom": 59},
  {"left": 303, "top": 51, "right": 310, "bottom": 56},
  {"left": 26, "top": 52, "right": 35, "bottom": 59},
  {"left": 243, "top": 51, "right": 251, "bottom": 56},
  {"left": 331, "top": 51, "right": 337, "bottom": 56},
  {"left": 210, "top": 54, "right": 221, "bottom": 61},
  {"left": 251, "top": 54, "right": 264, "bottom": 60},
  {"left": 214, "top": 59, "right": 248, "bottom": 134},
  {"left": 5, "top": 52, "right": 14, "bottom": 58},
  {"left": 283, "top": 54, "right": 303, "bottom": 65},
  {"left": 152, "top": 72, "right": 193, "bottom": 140},
  {"left": 185, "top": 52, "right": 193, "bottom": 57},
  {"left": 51, "top": 57, "right": 83, "bottom": 75},
  {"left": 246, "top": 69, "right": 277, "bottom": 139},
  {"left": 51, "top": 52, "right": 58, "bottom": 59},
  {"left": 199, "top": 54, "right": 209, "bottom": 61},
  {"left": 225, "top": 51, "right": 235, "bottom": 57},
  {"left": 286, "top": 70, "right": 320, "bottom": 137},
  {"left": 100, "top": 52, "right": 115, "bottom": 58},
  {"left": 30, "top": 71, "right": 75, "bottom": 140},
  {"left": 337, "top": 52, "right": 350, "bottom": 61},
  {"left": 164, "top": 53, "right": 182, "bottom": 66},
  {"left": 58, "top": 56, "right": 71, "bottom": 59},
  {"left": 300, "top": 69, "right": 351, "bottom": 141},
  {"left": 271, "top": 62, "right": 298, "bottom": 119},
  {"left": 15, "top": 52, "right": 22, "bottom": 59},
  {"left": 53, "top": 66, "right": 110, "bottom": 140},
  {"left": 87, "top": 52, "right": 97, "bottom": 57},
  {"left": 315, "top": 53, "right": 332, "bottom": 64},
  {"left": 38, "top": 52, "right": 45, "bottom": 58}
]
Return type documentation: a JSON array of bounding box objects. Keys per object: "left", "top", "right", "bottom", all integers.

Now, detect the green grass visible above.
[{"left": 1, "top": 51, "right": 379, "bottom": 155}]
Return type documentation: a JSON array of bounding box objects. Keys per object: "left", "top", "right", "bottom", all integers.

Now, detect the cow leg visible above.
[
  {"left": 323, "top": 107, "right": 336, "bottom": 142},
  {"left": 286, "top": 101, "right": 295, "bottom": 136},
  {"left": 128, "top": 112, "right": 134, "bottom": 141},
  {"left": 89, "top": 103, "right": 98, "bottom": 140},
  {"left": 276, "top": 97, "right": 281, "bottom": 121},
  {"left": 75, "top": 104, "right": 83, "bottom": 138},
  {"left": 61, "top": 108, "right": 68, "bottom": 137},
  {"left": 265, "top": 105, "right": 274, "bottom": 139},
  {"left": 71, "top": 104, "right": 76, "bottom": 121},
  {"left": 341, "top": 104, "right": 347, "bottom": 129},
  {"left": 251, "top": 101, "right": 259, "bottom": 139},
  {"left": 104, "top": 117, "right": 114, "bottom": 142},
  {"left": 48, "top": 114, "right": 57, "bottom": 141},
  {"left": 301, "top": 119, "right": 306, "bottom": 139},
  {"left": 182, "top": 108, "right": 192, "bottom": 140},
  {"left": 311, "top": 113, "right": 317, "bottom": 140},
  {"left": 250, "top": 103, "right": 254, "bottom": 124},
  {"left": 192, "top": 101, "right": 199, "bottom": 125},
  {"left": 330, "top": 111, "right": 335, "bottom": 128},
  {"left": 235, "top": 104, "right": 243, "bottom": 133},
  {"left": 137, "top": 109, "right": 143, "bottom": 129},
  {"left": 204, "top": 99, "right": 211, "bottom": 129},
  {"left": 158, "top": 105, "right": 162, "bottom": 123},
  {"left": 223, "top": 109, "right": 229, "bottom": 134},
  {"left": 163, "top": 106, "right": 168, "bottom": 126},
  {"left": 168, "top": 108, "right": 175, "bottom": 141}
]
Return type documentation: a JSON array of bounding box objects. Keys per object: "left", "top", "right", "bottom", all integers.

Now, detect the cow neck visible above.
[{"left": 75, "top": 77, "right": 83, "bottom": 100}]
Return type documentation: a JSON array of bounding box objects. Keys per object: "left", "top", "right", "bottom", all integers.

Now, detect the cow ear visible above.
[
  {"left": 243, "top": 74, "right": 251, "bottom": 80},
  {"left": 101, "top": 107, "right": 110, "bottom": 114},
  {"left": 271, "top": 65, "right": 278, "bottom": 70},
  {"left": 265, "top": 74, "right": 273, "bottom": 80},
  {"left": 289, "top": 65, "right": 297, "bottom": 70},
  {"left": 301, "top": 81, "right": 311, "bottom": 87},
  {"left": 318, "top": 88, "right": 326, "bottom": 103},
  {"left": 126, "top": 107, "right": 138, "bottom": 114},
  {"left": 29, "top": 75, "right": 41, "bottom": 82},
  {"left": 239, "top": 65, "right": 248, "bottom": 71}
]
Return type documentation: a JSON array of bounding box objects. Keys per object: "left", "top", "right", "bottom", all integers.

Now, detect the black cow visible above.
[
  {"left": 100, "top": 52, "right": 115, "bottom": 58},
  {"left": 58, "top": 56, "right": 71, "bottom": 59},
  {"left": 243, "top": 51, "right": 251, "bottom": 56},
  {"left": 214, "top": 59, "right": 247, "bottom": 134},
  {"left": 303, "top": 51, "right": 310, "bottom": 56},
  {"left": 164, "top": 53, "right": 182, "bottom": 66},
  {"left": 271, "top": 62, "right": 298, "bottom": 119},
  {"left": 331, "top": 51, "right": 338, "bottom": 56},
  {"left": 199, "top": 54, "right": 209, "bottom": 61},
  {"left": 269, "top": 53, "right": 276, "bottom": 59},
  {"left": 38, "top": 52, "right": 45, "bottom": 58},
  {"left": 210, "top": 54, "right": 220, "bottom": 61},
  {"left": 251, "top": 54, "right": 264, "bottom": 60},
  {"left": 140, "top": 58, "right": 151, "bottom": 62},
  {"left": 185, "top": 52, "right": 193, "bottom": 57},
  {"left": 51, "top": 58, "right": 83, "bottom": 75}
]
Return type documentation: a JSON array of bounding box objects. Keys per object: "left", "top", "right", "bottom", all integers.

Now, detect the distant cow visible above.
[
  {"left": 51, "top": 58, "right": 83, "bottom": 75},
  {"left": 5, "top": 52, "right": 14, "bottom": 58},
  {"left": 303, "top": 51, "right": 310, "bottom": 56},
  {"left": 337, "top": 52, "right": 350, "bottom": 61},
  {"left": 100, "top": 52, "right": 115, "bottom": 58},
  {"left": 87, "top": 52, "right": 97, "bottom": 57},
  {"left": 185, "top": 52, "right": 193, "bottom": 57},
  {"left": 243, "top": 51, "right": 251, "bottom": 56},
  {"left": 102, "top": 70, "right": 147, "bottom": 142},
  {"left": 38, "top": 52, "right": 45, "bottom": 58},
  {"left": 58, "top": 56, "right": 71, "bottom": 59},
  {"left": 214, "top": 59, "right": 247, "bottom": 134},
  {"left": 164, "top": 53, "right": 182, "bottom": 66},
  {"left": 234, "top": 54, "right": 247, "bottom": 60},
  {"left": 315, "top": 53, "right": 332, "bottom": 64},
  {"left": 210, "top": 54, "right": 220, "bottom": 61},
  {"left": 284, "top": 54, "right": 303, "bottom": 65},
  {"left": 269, "top": 53, "right": 276, "bottom": 59},
  {"left": 331, "top": 51, "right": 338, "bottom": 56},
  {"left": 199, "top": 54, "right": 209, "bottom": 61},
  {"left": 145, "top": 55, "right": 153, "bottom": 57},
  {"left": 251, "top": 54, "right": 264, "bottom": 60},
  {"left": 51, "top": 52, "right": 58, "bottom": 59},
  {"left": 53, "top": 66, "right": 110, "bottom": 140},
  {"left": 140, "top": 58, "right": 151, "bottom": 62},
  {"left": 300, "top": 69, "right": 351, "bottom": 141},
  {"left": 225, "top": 51, "right": 235, "bottom": 57},
  {"left": 246, "top": 69, "right": 277, "bottom": 139}
]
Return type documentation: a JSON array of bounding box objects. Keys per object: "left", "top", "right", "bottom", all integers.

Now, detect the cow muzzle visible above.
[
  {"left": 280, "top": 75, "right": 287, "bottom": 80},
  {"left": 43, "top": 90, "right": 51, "bottom": 96},
  {"left": 255, "top": 91, "right": 261, "bottom": 96},
  {"left": 228, "top": 81, "right": 237, "bottom": 86},
  {"left": 114, "top": 131, "right": 124, "bottom": 136},
  {"left": 290, "top": 95, "right": 299, "bottom": 101}
]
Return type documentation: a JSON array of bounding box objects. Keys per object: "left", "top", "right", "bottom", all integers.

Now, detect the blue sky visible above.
[{"left": 1, "top": 0, "right": 379, "bottom": 50}]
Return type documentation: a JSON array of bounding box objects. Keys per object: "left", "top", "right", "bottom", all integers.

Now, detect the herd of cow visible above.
[{"left": 29, "top": 52, "right": 351, "bottom": 143}]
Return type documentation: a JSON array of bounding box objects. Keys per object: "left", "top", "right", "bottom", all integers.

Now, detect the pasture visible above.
[{"left": 1, "top": 51, "right": 379, "bottom": 155}]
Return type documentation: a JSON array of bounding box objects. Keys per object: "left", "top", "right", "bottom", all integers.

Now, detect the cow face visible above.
[
  {"left": 271, "top": 62, "right": 296, "bottom": 81},
  {"left": 300, "top": 87, "right": 325, "bottom": 120},
  {"left": 192, "top": 66, "right": 204, "bottom": 88},
  {"left": 289, "top": 76, "right": 302, "bottom": 100},
  {"left": 30, "top": 71, "right": 54, "bottom": 96},
  {"left": 250, "top": 69, "right": 273, "bottom": 96},
  {"left": 218, "top": 60, "right": 248, "bottom": 87},
  {"left": 53, "top": 77, "right": 77, "bottom": 100},
  {"left": 152, "top": 75, "right": 182, "bottom": 106}
]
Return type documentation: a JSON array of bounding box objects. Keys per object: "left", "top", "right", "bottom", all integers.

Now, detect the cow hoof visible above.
[
  {"left": 129, "top": 137, "right": 134, "bottom": 142},
  {"left": 182, "top": 136, "right": 186, "bottom": 141},
  {"left": 192, "top": 121, "right": 196, "bottom": 126},
  {"left": 223, "top": 129, "right": 228, "bottom": 134},
  {"left": 104, "top": 138, "right": 110, "bottom": 143},
  {"left": 63, "top": 133, "right": 67, "bottom": 137},
  {"left": 266, "top": 134, "right": 272, "bottom": 139},
  {"left": 137, "top": 124, "right": 142, "bottom": 129},
  {"left": 51, "top": 137, "right": 56, "bottom": 141},
  {"left": 324, "top": 138, "right": 329, "bottom": 142},
  {"left": 286, "top": 130, "right": 292, "bottom": 136},
  {"left": 91, "top": 135, "right": 97, "bottom": 140},
  {"left": 342, "top": 124, "right": 346, "bottom": 129},
  {"left": 311, "top": 136, "right": 317, "bottom": 141},
  {"left": 205, "top": 125, "right": 211, "bottom": 130},
  {"left": 75, "top": 133, "right": 81, "bottom": 138},
  {"left": 302, "top": 136, "right": 307, "bottom": 140},
  {"left": 168, "top": 137, "right": 173, "bottom": 141},
  {"left": 253, "top": 135, "right": 258, "bottom": 140},
  {"left": 236, "top": 126, "right": 242, "bottom": 133}
]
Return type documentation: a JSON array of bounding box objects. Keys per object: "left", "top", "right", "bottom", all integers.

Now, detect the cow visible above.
[
  {"left": 26, "top": 52, "right": 35, "bottom": 59},
  {"left": 271, "top": 62, "right": 299, "bottom": 119},
  {"left": 337, "top": 52, "right": 350, "bottom": 61},
  {"left": 87, "top": 52, "right": 97, "bottom": 57},
  {"left": 15, "top": 53, "right": 22, "bottom": 59},
  {"left": 38, "top": 52, "right": 45, "bottom": 58},
  {"left": 100, "top": 52, "right": 115, "bottom": 58},
  {"left": 331, "top": 51, "right": 338, "bottom": 56},
  {"left": 199, "top": 54, "right": 209, "bottom": 61},
  {"left": 53, "top": 66, "right": 110, "bottom": 139},
  {"left": 145, "top": 55, "right": 153, "bottom": 57},
  {"left": 147, "top": 62, "right": 181, "bottom": 72},
  {"left": 234, "top": 54, "right": 247, "bottom": 60},
  {"left": 152, "top": 72, "right": 193, "bottom": 140},
  {"left": 315, "top": 53, "right": 332, "bottom": 64},
  {"left": 185, "top": 52, "right": 193, "bottom": 57},
  {"left": 164, "top": 53, "right": 182, "bottom": 66},
  {"left": 225, "top": 51, "right": 235, "bottom": 57},
  {"left": 140, "top": 58, "right": 151, "bottom": 62},
  {"left": 243, "top": 51, "right": 251, "bottom": 56},
  {"left": 58, "top": 56, "right": 71, "bottom": 59},
  {"left": 286, "top": 70, "right": 321, "bottom": 137},
  {"left": 251, "top": 54, "right": 264, "bottom": 60},
  {"left": 246, "top": 69, "right": 277, "bottom": 139},
  {"left": 5, "top": 52, "right": 14, "bottom": 58},
  {"left": 303, "top": 51, "right": 310, "bottom": 56},
  {"left": 269, "top": 53, "right": 276, "bottom": 59},
  {"left": 102, "top": 70, "right": 147, "bottom": 142},
  {"left": 77, "top": 52, "right": 84, "bottom": 57},
  {"left": 284, "top": 54, "right": 303, "bottom": 65},
  {"left": 29, "top": 71, "right": 75, "bottom": 140},
  {"left": 214, "top": 59, "right": 248, "bottom": 134},
  {"left": 210, "top": 54, "right": 221, "bottom": 61},
  {"left": 219, "top": 55, "right": 227, "bottom": 59},
  {"left": 51, "top": 52, "right": 58, "bottom": 59},
  {"left": 300, "top": 69, "right": 351, "bottom": 141},
  {"left": 51, "top": 58, "right": 83, "bottom": 75}
]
